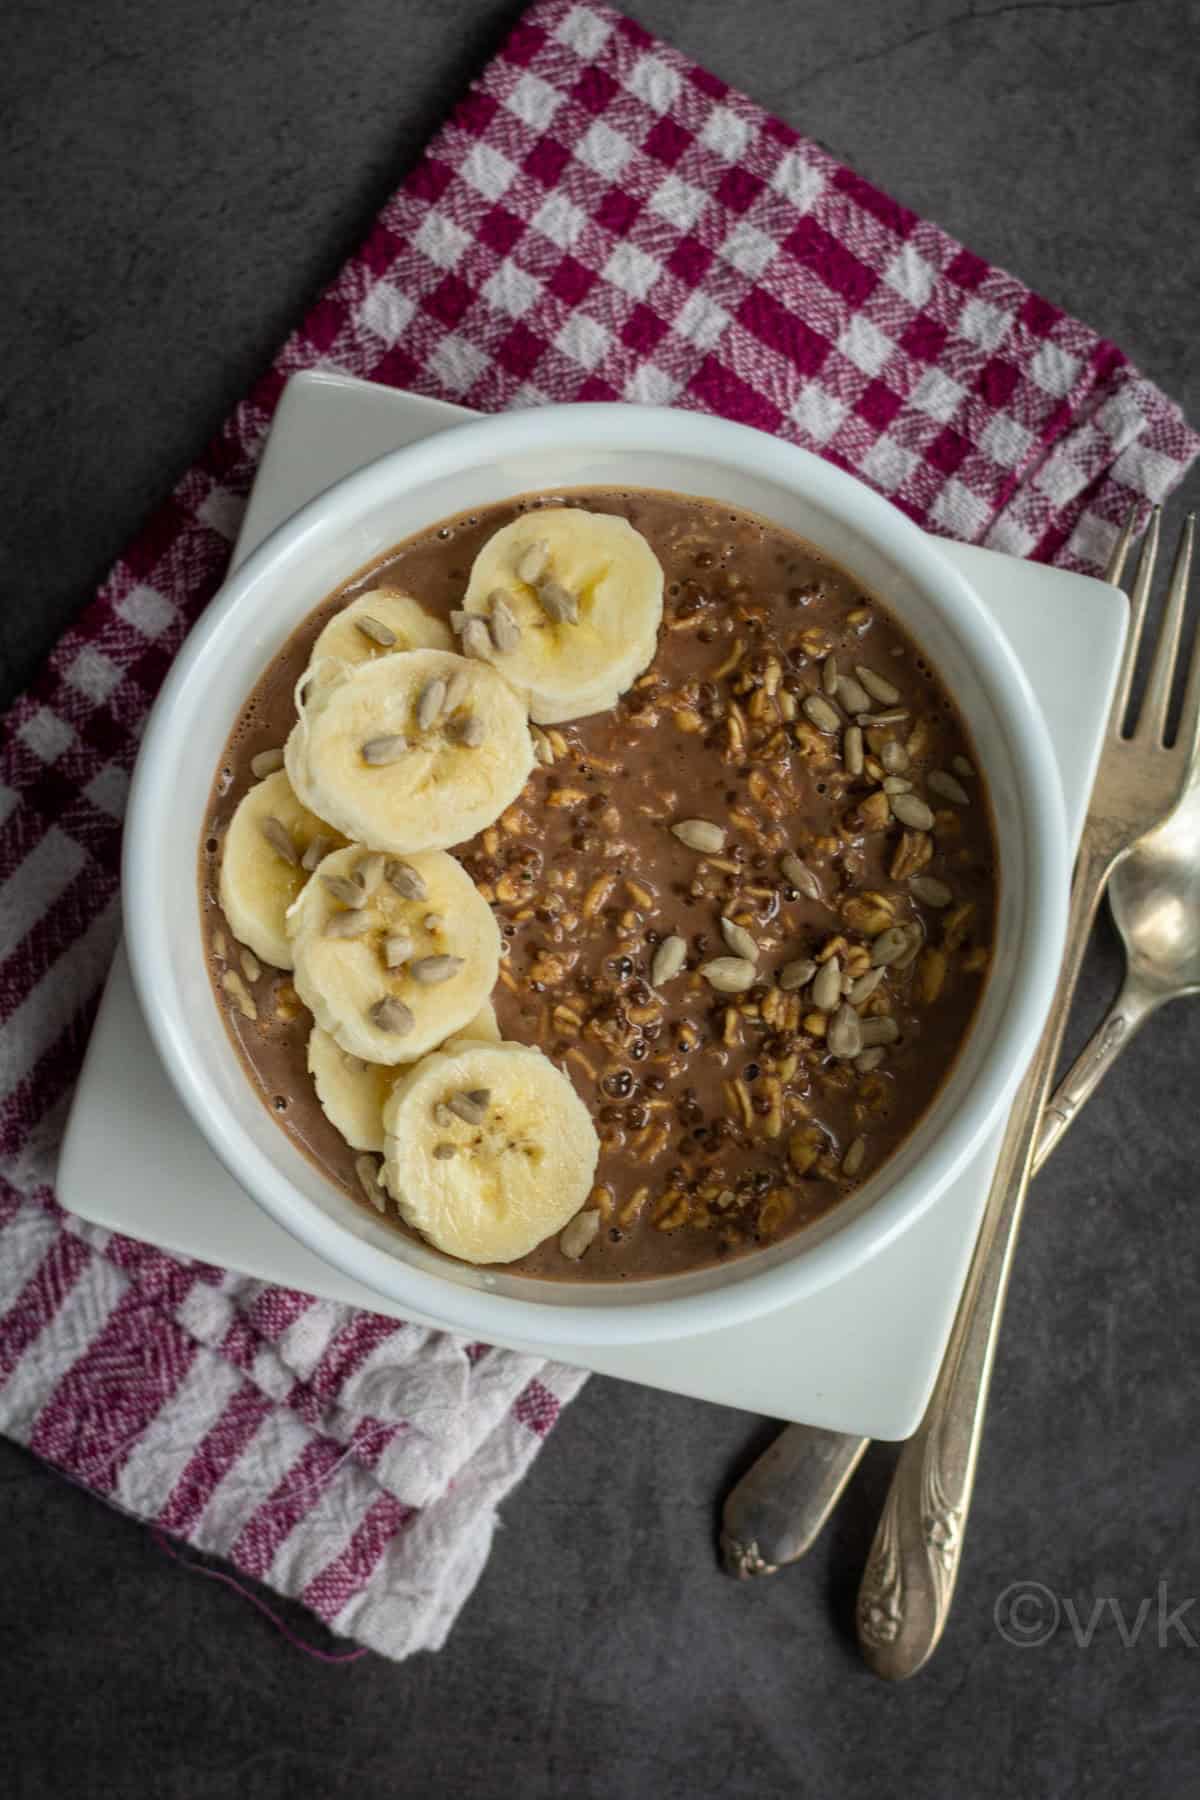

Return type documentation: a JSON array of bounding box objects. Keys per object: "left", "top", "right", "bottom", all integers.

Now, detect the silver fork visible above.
[{"left": 721, "top": 510, "right": 1198, "bottom": 1629}]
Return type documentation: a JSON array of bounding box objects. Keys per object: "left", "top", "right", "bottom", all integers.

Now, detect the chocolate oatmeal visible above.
[{"left": 199, "top": 488, "right": 998, "bottom": 1281}]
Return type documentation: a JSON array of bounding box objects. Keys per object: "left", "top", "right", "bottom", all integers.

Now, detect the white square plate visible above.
[{"left": 58, "top": 372, "right": 1125, "bottom": 1437}]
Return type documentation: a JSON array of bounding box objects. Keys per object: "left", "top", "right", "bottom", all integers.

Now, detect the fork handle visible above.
[
  {"left": 719, "top": 977, "right": 1153, "bottom": 1579},
  {"left": 1034, "top": 976, "right": 1159, "bottom": 1167},
  {"left": 856, "top": 845, "right": 1111, "bottom": 1679}
]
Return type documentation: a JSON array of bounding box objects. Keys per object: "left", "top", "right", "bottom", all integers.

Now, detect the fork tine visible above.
[
  {"left": 1113, "top": 504, "right": 1160, "bottom": 730},
  {"left": 1104, "top": 502, "right": 1138, "bottom": 586},
  {"left": 1135, "top": 512, "right": 1195, "bottom": 742},
  {"left": 1164, "top": 515, "right": 1199, "bottom": 761}
]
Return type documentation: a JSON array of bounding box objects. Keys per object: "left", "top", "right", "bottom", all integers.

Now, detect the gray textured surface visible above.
[{"left": 3, "top": 2, "right": 1200, "bottom": 1795}]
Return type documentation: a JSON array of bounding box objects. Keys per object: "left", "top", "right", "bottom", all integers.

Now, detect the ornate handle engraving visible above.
[{"left": 1035, "top": 986, "right": 1154, "bottom": 1168}]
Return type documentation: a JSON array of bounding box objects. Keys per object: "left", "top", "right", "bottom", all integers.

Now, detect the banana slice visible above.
[
  {"left": 218, "top": 770, "right": 345, "bottom": 970},
  {"left": 381, "top": 1041, "right": 600, "bottom": 1264},
  {"left": 306, "top": 999, "right": 501, "bottom": 1153},
  {"left": 456, "top": 507, "right": 663, "bottom": 724},
  {"left": 285, "top": 649, "right": 534, "bottom": 854},
  {"left": 307, "top": 588, "right": 451, "bottom": 688},
  {"left": 288, "top": 844, "right": 500, "bottom": 1063},
  {"left": 307, "top": 1025, "right": 396, "bottom": 1153}
]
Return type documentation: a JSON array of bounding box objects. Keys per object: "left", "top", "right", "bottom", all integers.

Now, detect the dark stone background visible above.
[{"left": 2, "top": 3, "right": 1197, "bottom": 1794}]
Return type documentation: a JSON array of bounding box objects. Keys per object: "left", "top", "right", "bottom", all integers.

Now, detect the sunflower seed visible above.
[
  {"left": 355, "top": 613, "right": 397, "bottom": 648},
  {"left": 517, "top": 540, "right": 550, "bottom": 585},
  {"left": 802, "top": 692, "right": 841, "bottom": 733},
  {"left": 699, "top": 956, "right": 757, "bottom": 994},
  {"left": 362, "top": 734, "right": 409, "bottom": 766},
  {"left": 827, "top": 1003, "right": 863, "bottom": 1059},
  {"left": 860, "top": 1015, "right": 900, "bottom": 1047},
  {"left": 448, "top": 1090, "right": 488, "bottom": 1125},
  {"left": 651, "top": 934, "right": 687, "bottom": 987},
  {"left": 822, "top": 654, "right": 840, "bottom": 695},
  {"left": 672, "top": 818, "right": 726, "bottom": 854},
  {"left": 370, "top": 997, "right": 414, "bottom": 1035},
  {"left": 849, "top": 966, "right": 886, "bottom": 1005},
  {"left": 489, "top": 592, "right": 522, "bottom": 653},
  {"left": 890, "top": 791, "right": 935, "bottom": 831},
  {"left": 325, "top": 911, "right": 372, "bottom": 940},
  {"left": 355, "top": 1153, "right": 386, "bottom": 1210},
  {"left": 357, "top": 851, "right": 386, "bottom": 892},
  {"left": 720, "top": 917, "right": 759, "bottom": 962},
  {"left": 857, "top": 709, "right": 910, "bottom": 727},
  {"left": 450, "top": 610, "right": 471, "bottom": 632},
  {"left": 460, "top": 617, "right": 493, "bottom": 660},
  {"left": 881, "top": 739, "right": 910, "bottom": 774},
  {"left": 531, "top": 726, "right": 554, "bottom": 765},
  {"left": 443, "top": 669, "right": 470, "bottom": 715},
  {"left": 911, "top": 875, "right": 953, "bottom": 908},
  {"left": 410, "top": 954, "right": 463, "bottom": 984},
  {"left": 260, "top": 816, "right": 299, "bottom": 865},
  {"left": 539, "top": 580, "right": 579, "bottom": 625},
  {"left": 383, "top": 932, "right": 413, "bottom": 967},
  {"left": 432, "top": 1143, "right": 457, "bottom": 1160},
  {"left": 781, "top": 853, "right": 823, "bottom": 900},
  {"left": 842, "top": 1134, "right": 867, "bottom": 1176},
  {"left": 893, "top": 922, "right": 925, "bottom": 970},
  {"left": 386, "top": 860, "right": 427, "bottom": 901},
  {"left": 882, "top": 775, "right": 913, "bottom": 794},
  {"left": 433, "top": 1103, "right": 454, "bottom": 1128},
  {"left": 778, "top": 957, "right": 817, "bottom": 992},
  {"left": 843, "top": 725, "right": 864, "bottom": 776},
  {"left": 855, "top": 665, "right": 900, "bottom": 705},
  {"left": 322, "top": 874, "right": 367, "bottom": 908},
  {"left": 952, "top": 755, "right": 975, "bottom": 780},
  {"left": 250, "top": 747, "right": 285, "bottom": 778},
  {"left": 416, "top": 677, "right": 448, "bottom": 731},
  {"left": 837, "top": 675, "right": 872, "bottom": 715},
  {"left": 423, "top": 913, "right": 444, "bottom": 931},
  {"left": 855, "top": 1047, "right": 887, "bottom": 1073},
  {"left": 302, "top": 835, "right": 334, "bottom": 871},
  {"left": 453, "top": 714, "right": 486, "bottom": 749},
  {"left": 928, "top": 769, "right": 970, "bottom": 805},
  {"left": 560, "top": 1208, "right": 602, "bottom": 1260},
  {"left": 871, "top": 927, "right": 911, "bottom": 968},
  {"left": 811, "top": 956, "right": 842, "bottom": 1012}
]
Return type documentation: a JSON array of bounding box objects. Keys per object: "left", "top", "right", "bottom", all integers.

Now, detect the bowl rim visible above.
[{"left": 123, "top": 401, "right": 1068, "bottom": 1346}]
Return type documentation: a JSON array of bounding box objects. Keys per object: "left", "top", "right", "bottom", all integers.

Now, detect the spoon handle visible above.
[{"left": 1034, "top": 977, "right": 1158, "bottom": 1167}]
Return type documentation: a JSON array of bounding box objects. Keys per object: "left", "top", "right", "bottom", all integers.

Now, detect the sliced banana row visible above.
[
  {"left": 455, "top": 507, "right": 663, "bottom": 724},
  {"left": 218, "top": 513, "right": 666, "bottom": 1266},
  {"left": 286, "top": 648, "right": 534, "bottom": 854},
  {"left": 382, "top": 1040, "right": 600, "bottom": 1264},
  {"left": 287, "top": 844, "right": 500, "bottom": 1064}
]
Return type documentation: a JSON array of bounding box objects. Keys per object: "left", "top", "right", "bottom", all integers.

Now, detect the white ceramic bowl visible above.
[{"left": 124, "top": 403, "right": 1067, "bottom": 1346}]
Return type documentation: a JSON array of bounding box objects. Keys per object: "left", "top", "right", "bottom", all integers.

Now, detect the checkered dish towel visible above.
[{"left": 1, "top": 0, "right": 1196, "bottom": 1663}]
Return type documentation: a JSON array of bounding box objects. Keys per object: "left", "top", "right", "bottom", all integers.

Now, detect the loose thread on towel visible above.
[{"left": 152, "top": 1532, "right": 368, "bottom": 1663}]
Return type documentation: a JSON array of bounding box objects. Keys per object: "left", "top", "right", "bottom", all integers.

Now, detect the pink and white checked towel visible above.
[{"left": 2, "top": 0, "right": 1197, "bottom": 1662}]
